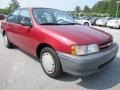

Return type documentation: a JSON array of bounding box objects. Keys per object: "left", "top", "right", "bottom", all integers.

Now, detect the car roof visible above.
[{"left": 18, "top": 7, "right": 59, "bottom": 10}]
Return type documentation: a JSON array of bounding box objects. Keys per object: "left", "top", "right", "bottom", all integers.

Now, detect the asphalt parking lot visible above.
[{"left": 0, "top": 26, "right": 120, "bottom": 90}]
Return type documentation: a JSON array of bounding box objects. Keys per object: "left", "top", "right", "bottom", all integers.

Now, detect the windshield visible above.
[{"left": 32, "top": 8, "right": 78, "bottom": 25}]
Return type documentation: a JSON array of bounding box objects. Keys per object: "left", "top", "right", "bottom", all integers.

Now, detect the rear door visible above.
[{"left": 4, "top": 10, "right": 21, "bottom": 44}]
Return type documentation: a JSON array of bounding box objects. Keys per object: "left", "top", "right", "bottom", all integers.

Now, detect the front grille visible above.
[{"left": 99, "top": 40, "right": 113, "bottom": 51}]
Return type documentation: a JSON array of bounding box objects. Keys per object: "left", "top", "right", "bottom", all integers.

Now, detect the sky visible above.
[{"left": 0, "top": 0, "right": 100, "bottom": 11}]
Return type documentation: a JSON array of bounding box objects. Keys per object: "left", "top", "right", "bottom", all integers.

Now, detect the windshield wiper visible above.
[
  {"left": 40, "top": 23, "right": 61, "bottom": 25},
  {"left": 40, "top": 23, "right": 81, "bottom": 25},
  {"left": 66, "top": 23, "right": 81, "bottom": 25}
]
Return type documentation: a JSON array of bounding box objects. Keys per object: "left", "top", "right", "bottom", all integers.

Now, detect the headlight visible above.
[{"left": 71, "top": 44, "right": 99, "bottom": 55}]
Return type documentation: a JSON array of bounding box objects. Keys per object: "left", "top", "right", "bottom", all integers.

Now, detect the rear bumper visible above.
[
  {"left": 58, "top": 43, "right": 118, "bottom": 76},
  {"left": 107, "top": 23, "right": 120, "bottom": 28},
  {"left": 96, "top": 22, "right": 106, "bottom": 26}
]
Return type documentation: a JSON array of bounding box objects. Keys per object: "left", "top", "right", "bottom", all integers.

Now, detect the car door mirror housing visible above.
[{"left": 20, "top": 17, "right": 32, "bottom": 27}]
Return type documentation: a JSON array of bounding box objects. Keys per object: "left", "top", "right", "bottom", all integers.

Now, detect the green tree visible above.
[
  {"left": 107, "top": 0, "right": 117, "bottom": 17},
  {"left": 83, "top": 5, "right": 91, "bottom": 13},
  {"left": 92, "top": 0, "right": 109, "bottom": 13},
  {"left": 0, "top": 8, "right": 9, "bottom": 15},
  {"left": 75, "top": 6, "right": 81, "bottom": 16},
  {"left": 0, "top": 0, "right": 20, "bottom": 15},
  {"left": 9, "top": 0, "right": 20, "bottom": 12},
  {"left": 91, "top": 0, "right": 120, "bottom": 17}
]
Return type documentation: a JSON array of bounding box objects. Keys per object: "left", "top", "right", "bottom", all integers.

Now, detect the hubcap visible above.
[
  {"left": 41, "top": 52, "right": 55, "bottom": 74},
  {"left": 3, "top": 35, "right": 8, "bottom": 46}
]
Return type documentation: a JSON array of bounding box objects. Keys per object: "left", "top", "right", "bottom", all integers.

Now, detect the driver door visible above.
[{"left": 13, "top": 9, "right": 36, "bottom": 54}]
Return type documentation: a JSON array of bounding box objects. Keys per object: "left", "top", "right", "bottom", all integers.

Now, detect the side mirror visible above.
[{"left": 20, "top": 17, "right": 32, "bottom": 27}]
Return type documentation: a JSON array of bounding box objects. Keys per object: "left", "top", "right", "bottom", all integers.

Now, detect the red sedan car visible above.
[{"left": 1, "top": 7, "right": 118, "bottom": 78}]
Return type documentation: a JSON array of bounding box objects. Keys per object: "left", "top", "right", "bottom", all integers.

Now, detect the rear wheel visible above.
[
  {"left": 40, "top": 47, "right": 63, "bottom": 78},
  {"left": 3, "top": 33, "right": 14, "bottom": 48},
  {"left": 119, "top": 26, "right": 120, "bottom": 29}
]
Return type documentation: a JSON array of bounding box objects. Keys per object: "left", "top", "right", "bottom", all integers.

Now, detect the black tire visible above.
[
  {"left": 84, "top": 22, "right": 89, "bottom": 26},
  {"left": 3, "top": 33, "right": 14, "bottom": 48},
  {"left": 119, "top": 26, "right": 120, "bottom": 29},
  {"left": 40, "top": 47, "right": 63, "bottom": 78}
]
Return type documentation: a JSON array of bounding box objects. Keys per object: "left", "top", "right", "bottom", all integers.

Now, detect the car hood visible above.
[{"left": 40, "top": 25, "right": 111, "bottom": 45}]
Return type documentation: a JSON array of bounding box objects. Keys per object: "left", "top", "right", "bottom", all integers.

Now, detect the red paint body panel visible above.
[{"left": 2, "top": 8, "right": 112, "bottom": 56}]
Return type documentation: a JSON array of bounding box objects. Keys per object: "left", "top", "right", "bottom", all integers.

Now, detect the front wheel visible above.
[
  {"left": 40, "top": 47, "right": 63, "bottom": 78},
  {"left": 84, "top": 22, "right": 89, "bottom": 26},
  {"left": 3, "top": 33, "right": 14, "bottom": 48}
]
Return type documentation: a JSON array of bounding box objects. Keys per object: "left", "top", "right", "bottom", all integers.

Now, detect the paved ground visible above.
[{"left": 0, "top": 26, "right": 120, "bottom": 90}]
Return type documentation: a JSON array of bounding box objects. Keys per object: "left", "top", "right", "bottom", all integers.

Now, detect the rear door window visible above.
[{"left": 7, "top": 10, "right": 20, "bottom": 24}]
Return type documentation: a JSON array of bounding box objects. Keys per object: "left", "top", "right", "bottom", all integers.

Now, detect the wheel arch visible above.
[
  {"left": 84, "top": 22, "right": 89, "bottom": 24},
  {"left": 36, "top": 43, "right": 56, "bottom": 59}
]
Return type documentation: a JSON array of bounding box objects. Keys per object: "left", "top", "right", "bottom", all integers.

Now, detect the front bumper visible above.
[{"left": 58, "top": 43, "right": 118, "bottom": 76}]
